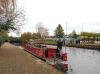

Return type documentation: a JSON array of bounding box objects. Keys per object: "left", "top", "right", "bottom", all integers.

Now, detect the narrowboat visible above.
[{"left": 24, "top": 43, "right": 68, "bottom": 72}]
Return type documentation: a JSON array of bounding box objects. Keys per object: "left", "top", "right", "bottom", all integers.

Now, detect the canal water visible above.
[{"left": 62, "top": 47, "right": 100, "bottom": 74}]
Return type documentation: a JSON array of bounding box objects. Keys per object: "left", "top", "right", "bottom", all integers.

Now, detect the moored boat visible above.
[{"left": 24, "top": 43, "right": 68, "bottom": 72}]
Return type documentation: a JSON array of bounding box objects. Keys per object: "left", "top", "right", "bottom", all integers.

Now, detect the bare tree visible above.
[
  {"left": 0, "top": 0, "right": 25, "bottom": 33},
  {"left": 0, "top": 0, "right": 16, "bottom": 18},
  {"left": 36, "top": 22, "right": 49, "bottom": 37}
]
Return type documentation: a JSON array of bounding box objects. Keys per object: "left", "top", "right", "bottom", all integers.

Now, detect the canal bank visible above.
[
  {"left": 66, "top": 44, "right": 100, "bottom": 50},
  {"left": 45, "top": 43, "right": 100, "bottom": 50}
]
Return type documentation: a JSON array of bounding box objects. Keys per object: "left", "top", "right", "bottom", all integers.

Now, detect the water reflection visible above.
[{"left": 62, "top": 47, "right": 100, "bottom": 74}]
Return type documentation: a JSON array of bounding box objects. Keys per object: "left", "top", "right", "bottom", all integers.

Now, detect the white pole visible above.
[
  {"left": 65, "top": 22, "right": 68, "bottom": 53},
  {"left": 66, "top": 22, "right": 68, "bottom": 35},
  {"left": 82, "top": 23, "right": 84, "bottom": 32}
]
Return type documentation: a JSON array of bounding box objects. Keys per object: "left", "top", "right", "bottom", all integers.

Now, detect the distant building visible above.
[{"left": 64, "top": 35, "right": 80, "bottom": 45}]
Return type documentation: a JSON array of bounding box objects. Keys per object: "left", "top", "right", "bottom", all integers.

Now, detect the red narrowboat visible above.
[{"left": 24, "top": 43, "right": 68, "bottom": 72}]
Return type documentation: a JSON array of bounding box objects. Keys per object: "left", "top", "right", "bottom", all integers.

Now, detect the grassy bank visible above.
[{"left": 44, "top": 39, "right": 57, "bottom": 45}]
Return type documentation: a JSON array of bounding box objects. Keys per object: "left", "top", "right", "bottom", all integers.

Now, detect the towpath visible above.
[{"left": 0, "top": 43, "right": 62, "bottom": 74}]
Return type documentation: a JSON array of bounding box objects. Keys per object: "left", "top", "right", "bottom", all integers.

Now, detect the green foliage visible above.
[
  {"left": 32, "top": 32, "right": 42, "bottom": 39},
  {"left": 21, "top": 32, "right": 32, "bottom": 43},
  {"left": 0, "top": 19, "right": 16, "bottom": 32},
  {"left": 69, "top": 30, "right": 78, "bottom": 38},
  {"left": 80, "top": 32, "right": 100, "bottom": 37},
  {"left": 0, "top": 32, "right": 8, "bottom": 41},
  {"left": 54, "top": 24, "right": 64, "bottom": 38},
  {"left": 80, "top": 32, "right": 100, "bottom": 42}
]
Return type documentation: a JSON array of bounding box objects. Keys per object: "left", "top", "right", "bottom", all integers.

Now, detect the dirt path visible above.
[{"left": 0, "top": 43, "right": 62, "bottom": 74}]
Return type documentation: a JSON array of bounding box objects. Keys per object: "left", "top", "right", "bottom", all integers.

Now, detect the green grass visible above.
[{"left": 45, "top": 39, "right": 56, "bottom": 45}]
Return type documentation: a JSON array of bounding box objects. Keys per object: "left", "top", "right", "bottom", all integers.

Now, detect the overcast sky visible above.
[{"left": 11, "top": 0, "right": 100, "bottom": 36}]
